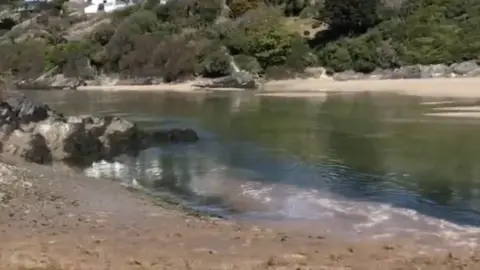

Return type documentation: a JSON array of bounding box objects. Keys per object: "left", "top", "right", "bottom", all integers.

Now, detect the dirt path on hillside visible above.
[{"left": 0, "top": 157, "right": 479, "bottom": 270}]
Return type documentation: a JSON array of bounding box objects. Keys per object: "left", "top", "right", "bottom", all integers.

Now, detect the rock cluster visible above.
[
  {"left": 0, "top": 93, "right": 199, "bottom": 165},
  {"left": 194, "top": 71, "right": 259, "bottom": 90},
  {"left": 332, "top": 60, "right": 480, "bottom": 81}
]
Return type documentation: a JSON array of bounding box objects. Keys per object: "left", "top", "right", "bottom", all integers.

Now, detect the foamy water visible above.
[{"left": 84, "top": 158, "right": 480, "bottom": 250}]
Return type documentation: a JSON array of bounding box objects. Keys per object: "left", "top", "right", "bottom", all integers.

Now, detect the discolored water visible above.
[{"left": 24, "top": 90, "right": 480, "bottom": 247}]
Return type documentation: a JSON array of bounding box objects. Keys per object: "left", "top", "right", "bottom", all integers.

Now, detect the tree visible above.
[{"left": 322, "top": 0, "right": 379, "bottom": 35}]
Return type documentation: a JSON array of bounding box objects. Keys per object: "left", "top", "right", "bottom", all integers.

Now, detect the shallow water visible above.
[{"left": 24, "top": 90, "right": 480, "bottom": 247}]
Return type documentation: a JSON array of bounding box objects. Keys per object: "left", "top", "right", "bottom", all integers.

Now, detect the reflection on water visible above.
[{"left": 24, "top": 90, "right": 480, "bottom": 246}]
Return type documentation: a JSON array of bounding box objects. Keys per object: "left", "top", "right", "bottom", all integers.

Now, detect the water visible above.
[{"left": 24, "top": 90, "right": 480, "bottom": 247}]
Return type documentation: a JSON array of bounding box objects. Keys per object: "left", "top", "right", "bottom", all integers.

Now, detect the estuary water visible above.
[{"left": 25, "top": 90, "right": 480, "bottom": 248}]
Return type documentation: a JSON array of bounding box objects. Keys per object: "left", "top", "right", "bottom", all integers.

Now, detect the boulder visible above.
[
  {"left": 5, "top": 94, "right": 52, "bottom": 123},
  {"left": 452, "top": 61, "right": 478, "bottom": 75},
  {"left": 420, "top": 64, "right": 452, "bottom": 78},
  {"left": 2, "top": 130, "right": 51, "bottom": 164},
  {"left": 13, "top": 75, "right": 85, "bottom": 90},
  {"left": 48, "top": 74, "right": 85, "bottom": 90},
  {"left": 0, "top": 94, "right": 200, "bottom": 165},
  {"left": 389, "top": 65, "right": 422, "bottom": 79},
  {"left": 333, "top": 70, "right": 367, "bottom": 81},
  {"left": 367, "top": 68, "right": 391, "bottom": 80},
  {"left": 0, "top": 101, "right": 18, "bottom": 139},
  {"left": 196, "top": 71, "right": 258, "bottom": 90},
  {"left": 151, "top": 128, "right": 199, "bottom": 143},
  {"left": 304, "top": 67, "right": 328, "bottom": 78},
  {"left": 34, "top": 120, "right": 101, "bottom": 162},
  {"left": 97, "top": 116, "right": 142, "bottom": 158},
  {"left": 465, "top": 67, "right": 480, "bottom": 77}
]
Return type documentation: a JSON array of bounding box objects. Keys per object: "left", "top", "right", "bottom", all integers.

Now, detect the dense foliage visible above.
[
  {"left": 316, "top": 0, "right": 480, "bottom": 72},
  {"left": 322, "top": 0, "right": 379, "bottom": 35},
  {"left": 0, "top": 0, "right": 479, "bottom": 80}
]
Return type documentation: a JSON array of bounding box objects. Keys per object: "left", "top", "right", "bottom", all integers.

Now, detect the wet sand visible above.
[
  {"left": 1, "top": 156, "right": 480, "bottom": 269},
  {"left": 79, "top": 77, "right": 480, "bottom": 98}
]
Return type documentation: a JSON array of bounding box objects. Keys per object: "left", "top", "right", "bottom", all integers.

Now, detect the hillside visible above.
[{"left": 0, "top": 0, "right": 479, "bottom": 85}]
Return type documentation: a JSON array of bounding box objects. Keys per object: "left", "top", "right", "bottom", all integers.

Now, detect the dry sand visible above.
[
  {"left": 1, "top": 156, "right": 480, "bottom": 270},
  {"left": 78, "top": 77, "right": 480, "bottom": 98}
]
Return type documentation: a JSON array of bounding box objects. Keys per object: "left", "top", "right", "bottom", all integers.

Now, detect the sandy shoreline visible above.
[
  {"left": 78, "top": 77, "right": 480, "bottom": 98},
  {"left": 1, "top": 156, "right": 480, "bottom": 269}
]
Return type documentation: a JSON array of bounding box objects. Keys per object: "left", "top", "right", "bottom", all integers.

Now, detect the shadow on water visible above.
[{"left": 24, "top": 90, "right": 480, "bottom": 227}]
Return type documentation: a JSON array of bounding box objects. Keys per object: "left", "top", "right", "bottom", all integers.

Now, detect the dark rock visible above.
[
  {"left": 0, "top": 95, "right": 199, "bottom": 165},
  {"left": 452, "top": 61, "right": 478, "bottom": 75},
  {"left": 152, "top": 128, "right": 199, "bottom": 143},
  {"left": 0, "top": 101, "right": 18, "bottom": 139},
  {"left": 5, "top": 94, "right": 60, "bottom": 124},
  {"left": 34, "top": 120, "right": 98, "bottom": 162},
  {"left": 98, "top": 116, "right": 142, "bottom": 157},
  {"left": 196, "top": 71, "right": 258, "bottom": 90},
  {"left": 2, "top": 130, "right": 52, "bottom": 164}
]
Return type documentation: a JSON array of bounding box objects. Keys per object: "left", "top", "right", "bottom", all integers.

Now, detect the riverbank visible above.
[
  {"left": 1, "top": 156, "right": 480, "bottom": 270},
  {"left": 78, "top": 77, "right": 480, "bottom": 98}
]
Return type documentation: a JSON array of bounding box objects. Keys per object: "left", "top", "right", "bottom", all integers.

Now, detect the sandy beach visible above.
[
  {"left": 1, "top": 156, "right": 480, "bottom": 270},
  {"left": 78, "top": 77, "right": 480, "bottom": 98}
]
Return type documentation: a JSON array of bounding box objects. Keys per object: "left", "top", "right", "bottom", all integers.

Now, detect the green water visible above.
[{"left": 24, "top": 90, "right": 480, "bottom": 228}]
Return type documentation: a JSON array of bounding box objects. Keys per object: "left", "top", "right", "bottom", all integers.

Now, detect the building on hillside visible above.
[
  {"left": 84, "top": 0, "right": 169, "bottom": 14},
  {"left": 84, "top": 0, "right": 139, "bottom": 14}
]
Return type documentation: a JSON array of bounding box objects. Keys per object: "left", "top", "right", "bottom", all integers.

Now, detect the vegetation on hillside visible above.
[{"left": 0, "top": 0, "right": 479, "bottom": 81}]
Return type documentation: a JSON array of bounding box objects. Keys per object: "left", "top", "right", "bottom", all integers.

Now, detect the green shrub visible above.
[
  {"left": 143, "top": 0, "right": 160, "bottom": 10},
  {"left": 0, "top": 41, "right": 47, "bottom": 79},
  {"left": 200, "top": 49, "right": 231, "bottom": 77},
  {"left": 228, "top": 0, "right": 261, "bottom": 18},
  {"left": 223, "top": 6, "right": 297, "bottom": 67},
  {"left": 104, "top": 10, "right": 158, "bottom": 71},
  {"left": 90, "top": 23, "right": 116, "bottom": 46},
  {"left": 322, "top": 0, "right": 379, "bottom": 34},
  {"left": 284, "top": 0, "right": 308, "bottom": 16},
  {"left": 194, "top": 0, "right": 223, "bottom": 25},
  {"left": 124, "top": 10, "right": 158, "bottom": 33},
  {"left": 314, "top": 0, "right": 480, "bottom": 72},
  {"left": 44, "top": 41, "right": 96, "bottom": 73},
  {"left": 151, "top": 36, "right": 198, "bottom": 82},
  {"left": 118, "top": 34, "right": 164, "bottom": 77},
  {"left": 155, "top": 0, "right": 221, "bottom": 27},
  {"left": 317, "top": 41, "right": 352, "bottom": 72},
  {"left": 233, "top": 54, "right": 262, "bottom": 74},
  {"left": 111, "top": 5, "right": 141, "bottom": 25},
  {"left": 285, "top": 37, "right": 316, "bottom": 71}
]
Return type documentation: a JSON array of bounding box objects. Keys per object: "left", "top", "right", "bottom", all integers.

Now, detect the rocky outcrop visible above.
[
  {"left": 331, "top": 61, "right": 480, "bottom": 81},
  {"left": 0, "top": 93, "right": 199, "bottom": 165},
  {"left": 14, "top": 75, "right": 86, "bottom": 90},
  {"left": 195, "top": 71, "right": 259, "bottom": 90}
]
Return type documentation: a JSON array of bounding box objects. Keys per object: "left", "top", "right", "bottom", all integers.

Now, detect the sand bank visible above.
[
  {"left": 78, "top": 77, "right": 480, "bottom": 98},
  {"left": 263, "top": 77, "right": 480, "bottom": 98},
  {"left": 1, "top": 157, "right": 479, "bottom": 269}
]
